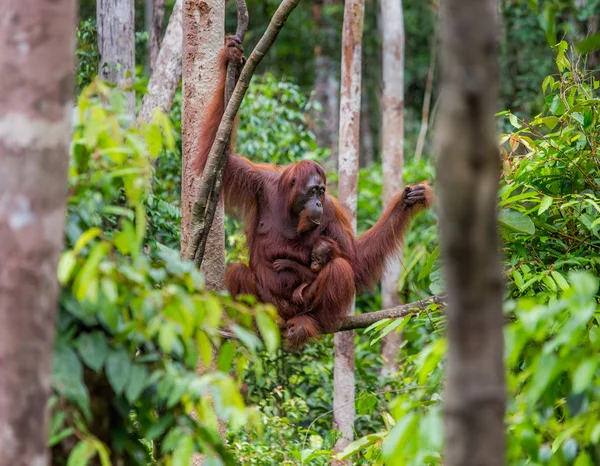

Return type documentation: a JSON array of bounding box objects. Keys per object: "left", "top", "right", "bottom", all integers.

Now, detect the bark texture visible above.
[
  {"left": 435, "top": 1, "right": 505, "bottom": 464},
  {"left": 333, "top": 0, "right": 364, "bottom": 460},
  {"left": 97, "top": 0, "right": 136, "bottom": 116},
  {"left": 0, "top": 0, "right": 76, "bottom": 462},
  {"left": 150, "top": 0, "right": 167, "bottom": 71},
  {"left": 181, "top": 0, "right": 226, "bottom": 290},
  {"left": 185, "top": 0, "right": 300, "bottom": 269},
  {"left": 379, "top": 0, "right": 405, "bottom": 377},
  {"left": 138, "top": 0, "right": 183, "bottom": 124}
]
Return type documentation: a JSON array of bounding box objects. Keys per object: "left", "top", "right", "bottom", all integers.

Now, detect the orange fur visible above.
[{"left": 193, "top": 37, "right": 433, "bottom": 350}]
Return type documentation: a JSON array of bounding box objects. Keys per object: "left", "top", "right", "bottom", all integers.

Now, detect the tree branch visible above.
[
  {"left": 186, "top": 0, "right": 301, "bottom": 266},
  {"left": 333, "top": 295, "right": 448, "bottom": 332}
]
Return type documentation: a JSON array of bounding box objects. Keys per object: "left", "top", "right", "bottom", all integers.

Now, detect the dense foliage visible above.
[
  {"left": 56, "top": 2, "right": 600, "bottom": 465},
  {"left": 51, "top": 82, "right": 280, "bottom": 465}
]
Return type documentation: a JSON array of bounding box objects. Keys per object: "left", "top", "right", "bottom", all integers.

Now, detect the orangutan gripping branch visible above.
[{"left": 193, "top": 36, "right": 432, "bottom": 349}]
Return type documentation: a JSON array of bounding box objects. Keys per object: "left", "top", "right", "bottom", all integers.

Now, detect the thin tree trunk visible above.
[
  {"left": 313, "top": 0, "right": 340, "bottom": 170},
  {"left": 333, "top": 0, "right": 364, "bottom": 461},
  {"left": 138, "top": 0, "right": 183, "bottom": 124},
  {"left": 150, "top": 0, "right": 167, "bottom": 72},
  {"left": 359, "top": 86, "right": 374, "bottom": 168},
  {"left": 181, "top": 0, "right": 226, "bottom": 290},
  {"left": 414, "top": 10, "right": 437, "bottom": 161},
  {"left": 435, "top": 0, "right": 505, "bottom": 464},
  {"left": 379, "top": 0, "right": 405, "bottom": 376},
  {"left": 183, "top": 1, "right": 226, "bottom": 459},
  {"left": 97, "top": 0, "right": 136, "bottom": 116},
  {"left": 0, "top": 0, "right": 76, "bottom": 461}
]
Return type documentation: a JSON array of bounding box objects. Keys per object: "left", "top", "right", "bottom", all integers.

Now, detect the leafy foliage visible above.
[
  {"left": 337, "top": 43, "right": 600, "bottom": 465},
  {"left": 50, "top": 82, "right": 280, "bottom": 465}
]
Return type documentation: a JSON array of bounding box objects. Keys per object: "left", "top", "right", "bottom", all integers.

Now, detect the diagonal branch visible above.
[{"left": 186, "top": 0, "right": 301, "bottom": 266}]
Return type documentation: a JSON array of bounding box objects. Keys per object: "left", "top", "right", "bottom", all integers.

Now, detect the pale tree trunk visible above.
[
  {"left": 150, "top": 0, "right": 167, "bottom": 72},
  {"left": 414, "top": 8, "right": 437, "bottom": 161},
  {"left": 359, "top": 86, "right": 374, "bottom": 168},
  {"left": 435, "top": 0, "right": 505, "bottom": 464},
  {"left": 97, "top": 0, "right": 136, "bottom": 116},
  {"left": 138, "top": 0, "right": 183, "bottom": 123},
  {"left": 0, "top": 0, "right": 76, "bottom": 462},
  {"left": 313, "top": 0, "right": 340, "bottom": 169},
  {"left": 379, "top": 0, "right": 405, "bottom": 377},
  {"left": 181, "top": 0, "right": 226, "bottom": 290},
  {"left": 333, "top": 0, "right": 364, "bottom": 462},
  {"left": 181, "top": 3, "right": 226, "bottom": 464}
]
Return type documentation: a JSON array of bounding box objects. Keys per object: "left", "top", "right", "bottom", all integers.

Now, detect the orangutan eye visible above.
[
  {"left": 319, "top": 187, "right": 325, "bottom": 195},
  {"left": 291, "top": 178, "right": 296, "bottom": 187}
]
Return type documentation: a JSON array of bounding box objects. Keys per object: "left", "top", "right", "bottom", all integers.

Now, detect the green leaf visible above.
[
  {"left": 67, "top": 440, "right": 97, "bottom": 466},
  {"left": 575, "top": 33, "right": 600, "bottom": 54},
  {"left": 542, "top": 75, "right": 554, "bottom": 93},
  {"left": 125, "top": 364, "right": 148, "bottom": 403},
  {"left": 172, "top": 436, "right": 194, "bottom": 466},
  {"left": 572, "top": 359, "right": 598, "bottom": 393},
  {"left": 196, "top": 330, "right": 213, "bottom": 367},
  {"left": 217, "top": 340, "right": 236, "bottom": 372},
  {"left": 159, "top": 322, "right": 177, "bottom": 353},
  {"left": 76, "top": 332, "right": 109, "bottom": 372},
  {"left": 256, "top": 309, "right": 280, "bottom": 355},
  {"left": 508, "top": 113, "right": 522, "bottom": 128},
  {"left": 538, "top": 196, "right": 553, "bottom": 215},
  {"left": 73, "top": 227, "right": 102, "bottom": 254},
  {"left": 58, "top": 251, "right": 77, "bottom": 285},
  {"left": 499, "top": 209, "right": 535, "bottom": 235},
  {"left": 338, "top": 433, "right": 385, "bottom": 459},
  {"left": 105, "top": 347, "right": 132, "bottom": 395},
  {"left": 551, "top": 271, "right": 569, "bottom": 291}
]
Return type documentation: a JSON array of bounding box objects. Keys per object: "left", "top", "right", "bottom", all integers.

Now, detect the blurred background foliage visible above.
[{"left": 60, "top": 0, "right": 600, "bottom": 463}]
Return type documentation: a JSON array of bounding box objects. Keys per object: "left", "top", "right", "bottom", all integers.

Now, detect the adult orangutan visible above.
[{"left": 193, "top": 36, "right": 432, "bottom": 349}]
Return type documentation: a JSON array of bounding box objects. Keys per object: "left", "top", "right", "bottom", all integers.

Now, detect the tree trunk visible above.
[
  {"left": 0, "top": 0, "right": 76, "bottom": 462},
  {"left": 150, "top": 0, "right": 167, "bottom": 72},
  {"left": 138, "top": 0, "right": 183, "bottom": 124},
  {"left": 414, "top": 8, "right": 437, "bottom": 161},
  {"left": 435, "top": 1, "right": 505, "bottom": 465},
  {"left": 333, "top": 0, "right": 364, "bottom": 462},
  {"left": 359, "top": 86, "right": 374, "bottom": 168},
  {"left": 313, "top": 0, "right": 340, "bottom": 170},
  {"left": 97, "top": 0, "right": 136, "bottom": 116},
  {"left": 181, "top": 0, "right": 226, "bottom": 290},
  {"left": 379, "top": 0, "right": 405, "bottom": 376}
]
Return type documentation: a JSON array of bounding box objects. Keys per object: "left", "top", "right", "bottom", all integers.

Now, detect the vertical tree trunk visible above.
[
  {"left": 313, "top": 0, "right": 340, "bottom": 169},
  {"left": 0, "top": 0, "right": 76, "bottom": 462},
  {"left": 379, "top": 0, "right": 405, "bottom": 376},
  {"left": 150, "top": 0, "right": 167, "bottom": 72},
  {"left": 138, "top": 0, "right": 183, "bottom": 123},
  {"left": 414, "top": 9, "right": 437, "bottom": 161},
  {"left": 333, "top": 0, "right": 364, "bottom": 462},
  {"left": 97, "top": 0, "right": 136, "bottom": 116},
  {"left": 435, "top": 1, "right": 505, "bottom": 465},
  {"left": 181, "top": 0, "right": 226, "bottom": 290},
  {"left": 359, "top": 86, "right": 374, "bottom": 168}
]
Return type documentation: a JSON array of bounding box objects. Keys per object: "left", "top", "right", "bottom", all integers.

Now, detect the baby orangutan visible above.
[{"left": 273, "top": 237, "right": 341, "bottom": 349}]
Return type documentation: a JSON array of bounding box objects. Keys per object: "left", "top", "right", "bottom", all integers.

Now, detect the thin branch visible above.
[
  {"left": 186, "top": 0, "right": 301, "bottom": 266},
  {"left": 334, "top": 295, "right": 448, "bottom": 332}
]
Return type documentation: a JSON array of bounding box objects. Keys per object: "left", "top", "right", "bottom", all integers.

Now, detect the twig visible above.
[{"left": 186, "top": 0, "right": 301, "bottom": 266}]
